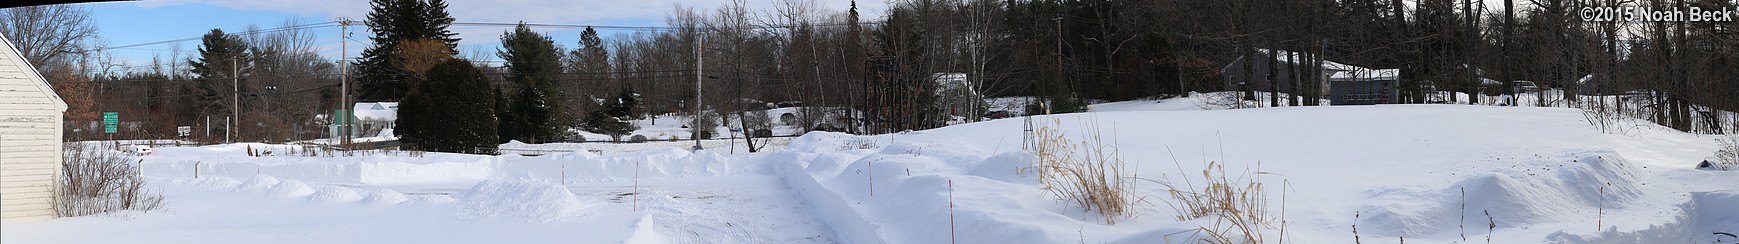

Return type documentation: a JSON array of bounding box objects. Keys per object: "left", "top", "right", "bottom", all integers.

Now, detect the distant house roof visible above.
[
  {"left": 1480, "top": 78, "right": 1503, "bottom": 86},
  {"left": 353, "top": 102, "right": 398, "bottom": 121},
  {"left": 1330, "top": 68, "right": 1400, "bottom": 81},
  {"left": 931, "top": 73, "right": 977, "bottom": 96},
  {"left": 1246, "top": 49, "right": 1363, "bottom": 72},
  {"left": 1236, "top": 48, "right": 1398, "bottom": 81}
]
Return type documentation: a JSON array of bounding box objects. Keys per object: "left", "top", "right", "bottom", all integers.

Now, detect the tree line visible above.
[{"left": 3, "top": 0, "right": 1734, "bottom": 147}]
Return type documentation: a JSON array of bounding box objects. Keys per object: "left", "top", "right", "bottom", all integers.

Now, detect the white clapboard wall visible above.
[{"left": 0, "top": 34, "right": 69, "bottom": 222}]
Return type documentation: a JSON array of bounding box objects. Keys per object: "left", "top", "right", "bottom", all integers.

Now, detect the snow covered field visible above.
[{"left": 6, "top": 101, "right": 1737, "bottom": 243}]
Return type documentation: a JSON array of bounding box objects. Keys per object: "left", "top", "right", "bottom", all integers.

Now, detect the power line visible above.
[{"left": 99, "top": 21, "right": 339, "bottom": 51}]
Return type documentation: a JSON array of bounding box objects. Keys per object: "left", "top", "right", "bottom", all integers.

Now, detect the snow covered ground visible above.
[
  {"left": 570, "top": 108, "right": 816, "bottom": 142},
  {"left": 7, "top": 102, "right": 1737, "bottom": 244}
]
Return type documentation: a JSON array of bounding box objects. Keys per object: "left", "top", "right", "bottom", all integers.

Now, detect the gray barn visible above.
[
  {"left": 1220, "top": 49, "right": 1343, "bottom": 96},
  {"left": 1222, "top": 48, "right": 1401, "bottom": 105}
]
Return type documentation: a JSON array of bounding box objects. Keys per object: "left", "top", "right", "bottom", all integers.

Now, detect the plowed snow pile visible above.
[
  {"left": 456, "top": 180, "right": 594, "bottom": 221},
  {"left": 7, "top": 103, "right": 1736, "bottom": 244},
  {"left": 770, "top": 104, "right": 1738, "bottom": 243}
]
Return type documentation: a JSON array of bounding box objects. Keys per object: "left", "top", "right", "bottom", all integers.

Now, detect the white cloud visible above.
[{"left": 132, "top": 0, "right": 371, "bottom": 19}]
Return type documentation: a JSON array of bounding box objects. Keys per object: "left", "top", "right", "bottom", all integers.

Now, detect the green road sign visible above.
[{"left": 103, "top": 112, "right": 118, "bottom": 134}]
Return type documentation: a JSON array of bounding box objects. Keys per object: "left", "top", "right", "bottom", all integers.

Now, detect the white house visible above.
[
  {"left": 932, "top": 73, "right": 985, "bottom": 122},
  {"left": 351, "top": 102, "right": 397, "bottom": 137},
  {"left": 0, "top": 34, "right": 69, "bottom": 222}
]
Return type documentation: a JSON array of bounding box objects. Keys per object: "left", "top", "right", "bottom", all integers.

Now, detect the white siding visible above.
[{"left": 0, "top": 35, "right": 66, "bottom": 222}]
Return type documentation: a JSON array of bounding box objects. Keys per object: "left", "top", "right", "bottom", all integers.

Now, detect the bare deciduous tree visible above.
[{"left": 0, "top": 4, "right": 97, "bottom": 71}]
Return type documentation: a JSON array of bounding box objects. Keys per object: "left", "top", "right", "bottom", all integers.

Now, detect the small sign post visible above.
[{"left": 102, "top": 112, "right": 118, "bottom": 134}]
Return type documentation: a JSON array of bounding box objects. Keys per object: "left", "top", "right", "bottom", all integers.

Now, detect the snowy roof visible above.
[
  {"left": 1481, "top": 78, "right": 1503, "bottom": 86},
  {"left": 931, "top": 73, "right": 976, "bottom": 95},
  {"left": 1239, "top": 48, "right": 1401, "bottom": 81},
  {"left": 1329, "top": 68, "right": 1400, "bottom": 81},
  {"left": 1253, "top": 48, "right": 1361, "bottom": 72},
  {"left": 352, "top": 102, "right": 398, "bottom": 121}
]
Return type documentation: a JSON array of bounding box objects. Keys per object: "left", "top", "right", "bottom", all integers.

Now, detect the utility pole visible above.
[
  {"left": 338, "top": 17, "right": 353, "bottom": 146},
  {"left": 230, "top": 58, "right": 238, "bottom": 143},
  {"left": 1051, "top": 16, "right": 1063, "bottom": 115},
  {"left": 693, "top": 34, "right": 704, "bottom": 151}
]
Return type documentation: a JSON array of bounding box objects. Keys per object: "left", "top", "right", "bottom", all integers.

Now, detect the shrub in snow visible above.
[
  {"left": 741, "top": 110, "right": 773, "bottom": 134},
  {"left": 630, "top": 135, "right": 647, "bottom": 143},
  {"left": 1704, "top": 136, "right": 1739, "bottom": 171},
  {"left": 583, "top": 113, "right": 636, "bottom": 141},
  {"left": 683, "top": 110, "right": 721, "bottom": 139},
  {"left": 1191, "top": 91, "right": 1259, "bottom": 110},
  {"left": 1025, "top": 95, "right": 1087, "bottom": 115},
  {"left": 583, "top": 88, "right": 642, "bottom": 141},
  {"left": 839, "top": 138, "right": 879, "bottom": 150},
  {"left": 58, "top": 143, "right": 164, "bottom": 217}
]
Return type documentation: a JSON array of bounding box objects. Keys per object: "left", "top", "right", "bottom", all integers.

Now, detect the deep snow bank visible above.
[
  {"left": 1548, "top": 190, "right": 1739, "bottom": 243},
  {"left": 166, "top": 175, "right": 420, "bottom": 206},
  {"left": 1358, "top": 149, "right": 1645, "bottom": 237},
  {"left": 455, "top": 180, "right": 595, "bottom": 221},
  {"left": 141, "top": 147, "right": 767, "bottom": 186},
  {"left": 768, "top": 105, "right": 1730, "bottom": 243},
  {"left": 774, "top": 132, "right": 1144, "bottom": 244}
]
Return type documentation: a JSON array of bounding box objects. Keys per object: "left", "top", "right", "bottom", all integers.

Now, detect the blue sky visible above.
[{"left": 83, "top": 0, "right": 888, "bottom": 71}]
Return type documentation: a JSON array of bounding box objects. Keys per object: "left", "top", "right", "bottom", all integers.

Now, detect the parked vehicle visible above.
[
  {"left": 1512, "top": 80, "right": 1540, "bottom": 94},
  {"left": 133, "top": 145, "right": 155, "bottom": 156}
]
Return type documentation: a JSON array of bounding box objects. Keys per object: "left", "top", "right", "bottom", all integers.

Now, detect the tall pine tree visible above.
[
  {"left": 187, "top": 28, "right": 251, "bottom": 131},
  {"left": 353, "top": 0, "right": 459, "bottom": 101},
  {"left": 497, "top": 22, "right": 568, "bottom": 143},
  {"left": 565, "top": 26, "right": 611, "bottom": 120},
  {"left": 570, "top": 26, "right": 610, "bottom": 86}
]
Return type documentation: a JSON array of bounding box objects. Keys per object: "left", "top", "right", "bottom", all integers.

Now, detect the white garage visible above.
[{"left": 0, "top": 34, "right": 68, "bottom": 222}]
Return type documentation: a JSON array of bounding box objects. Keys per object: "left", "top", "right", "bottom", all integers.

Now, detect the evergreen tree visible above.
[
  {"left": 497, "top": 23, "right": 567, "bottom": 143},
  {"left": 398, "top": 59, "right": 497, "bottom": 153},
  {"left": 570, "top": 26, "right": 610, "bottom": 83},
  {"left": 564, "top": 26, "right": 611, "bottom": 118},
  {"left": 493, "top": 86, "right": 517, "bottom": 143},
  {"left": 583, "top": 88, "right": 639, "bottom": 141},
  {"left": 353, "top": 0, "right": 459, "bottom": 101},
  {"left": 611, "top": 87, "right": 640, "bottom": 118},
  {"left": 187, "top": 28, "right": 251, "bottom": 125}
]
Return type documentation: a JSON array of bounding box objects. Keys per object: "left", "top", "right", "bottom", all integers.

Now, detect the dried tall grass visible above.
[
  {"left": 1154, "top": 138, "right": 1280, "bottom": 244},
  {"left": 1031, "top": 117, "right": 1137, "bottom": 224}
]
